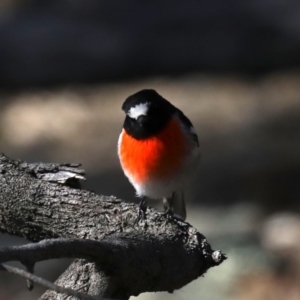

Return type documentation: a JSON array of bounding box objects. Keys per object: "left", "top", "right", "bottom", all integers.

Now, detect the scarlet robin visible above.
[{"left": 118, "top": 89, "right": 200, "bottom": 220}]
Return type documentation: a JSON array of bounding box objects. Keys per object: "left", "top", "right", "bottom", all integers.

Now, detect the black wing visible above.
[{"left": 175, "top": 108, "right": 199, "bottom": 147}]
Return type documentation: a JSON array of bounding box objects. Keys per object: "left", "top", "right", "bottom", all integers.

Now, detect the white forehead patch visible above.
[{"left": 128, "top": 102, "right": 149, "bottom": 119}]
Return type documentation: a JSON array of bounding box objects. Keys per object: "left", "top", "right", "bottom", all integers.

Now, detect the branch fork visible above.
[{"left": 0, "top": 153, "right": 226, "bottom": 299}]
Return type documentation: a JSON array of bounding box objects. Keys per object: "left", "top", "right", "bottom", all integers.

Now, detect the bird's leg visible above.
[
  {"left": 136, "top": 196, "right": 147, "bottom": 222},
  {"left": 162, "top": 193, "right": 175, "bottom": 217}
]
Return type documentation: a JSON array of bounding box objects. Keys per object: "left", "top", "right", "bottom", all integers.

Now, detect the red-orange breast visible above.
[{"left": 119, "top": 117, "right": 188, "bottom": 184}]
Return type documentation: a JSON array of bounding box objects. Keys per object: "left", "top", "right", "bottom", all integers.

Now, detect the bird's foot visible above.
[
  {"left": 134, "top": 197, "right": 147, "bottom": 224},
  {"left": 161, "top": 207, "right": 174, "bottom": 219}
]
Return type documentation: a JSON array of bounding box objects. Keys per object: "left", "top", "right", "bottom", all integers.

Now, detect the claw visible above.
[
  {"left": 161, "top": 207, "right": 174, "bottom": 218},
  {"left": 134, "top": 196, "right": 147, "bottom": 224}
]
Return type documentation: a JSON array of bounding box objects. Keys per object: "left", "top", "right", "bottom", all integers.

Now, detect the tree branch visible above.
[
  {"left": 0, "top": 237, "right": 142, "bottom": 265},
  {"left": 0, "top": 238, "right": 111, "bottom": 263},
  {"left": 0, "top": 263, "right": 100, "bottom": 300},
  {"left": 0, "top": 153, "right": 226, "bottom": 299}
]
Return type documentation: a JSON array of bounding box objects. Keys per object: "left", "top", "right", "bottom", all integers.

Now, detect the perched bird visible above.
[{"left": 118, "top": 89, "right": 200, "bottom": 220}]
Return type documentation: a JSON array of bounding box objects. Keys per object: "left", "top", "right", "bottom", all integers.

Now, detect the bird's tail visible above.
[{"left": 170, "top": 190, "right": 186, "bottom": 221}]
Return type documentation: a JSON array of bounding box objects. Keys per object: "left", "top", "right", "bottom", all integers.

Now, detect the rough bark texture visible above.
[{"left": 0, "top": 153, "right": 226, "bottom": 299}]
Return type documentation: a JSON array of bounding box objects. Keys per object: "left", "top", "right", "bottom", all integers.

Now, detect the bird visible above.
[{"left": 118, "top": 89, "right": 200, "bottom": 220}]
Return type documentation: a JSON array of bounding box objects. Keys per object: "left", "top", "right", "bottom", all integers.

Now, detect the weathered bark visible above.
[{"left": 0, "top": 153, "right": 226, "bottom": 299}]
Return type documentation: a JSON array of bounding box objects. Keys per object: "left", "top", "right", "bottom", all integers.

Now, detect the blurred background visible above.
[{"left": 0, "top": 1, "right": 300, "bottom": 299}]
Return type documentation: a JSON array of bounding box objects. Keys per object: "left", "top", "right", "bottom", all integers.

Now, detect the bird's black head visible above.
[{"left": 122, "top": 89, "right": 176, "bottom": 139}]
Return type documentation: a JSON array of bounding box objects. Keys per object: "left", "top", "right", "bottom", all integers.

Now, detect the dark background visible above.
[
  {"left": 0, "top": 1, "right": 300, "bottom": 299},
  {"left": 1, "top": 0, "right": 300, "bottom": 88}
]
